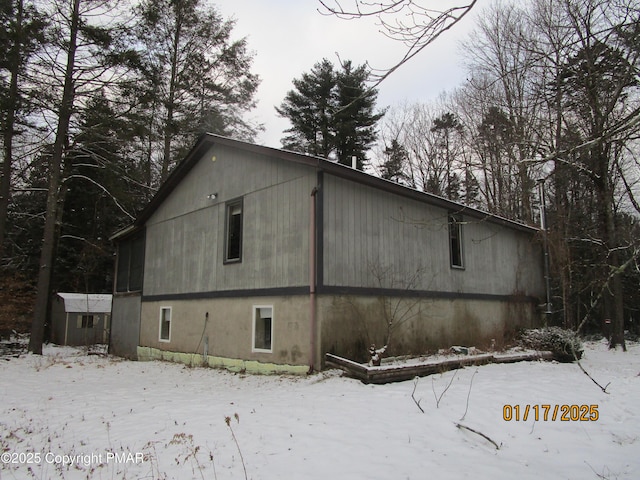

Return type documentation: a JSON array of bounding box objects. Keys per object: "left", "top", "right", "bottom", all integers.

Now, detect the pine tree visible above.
[
  {"left": 0, "top": 0, "right": 46, "bottom": 257},
  {"left": 132, "top": 0, "right": 260, "bottom": 182},
  {"left": 277, "top": 59, "right": 384, "bottom": 168},
  {"left": 334, "top": 61, "right": 384, "bottom": 169},
  {"left": 276, "top": 59, "right": 335, "bottom": 158},
  {"left": 380, "top": 139, "right": 408, "bottom": 183}
]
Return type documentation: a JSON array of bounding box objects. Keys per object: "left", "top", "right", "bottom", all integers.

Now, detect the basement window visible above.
[
  {"left": 252, "top": 306, "right": 273, "bottom": 353},
  {"left": 224, "top": 198, "right": 243, "bottom": 263},
  {"left": 159, "top": 307, "right": 172, "bottom": 342},
  {"left": 449, "top": 214, "right": 464, "bottom": 269}
]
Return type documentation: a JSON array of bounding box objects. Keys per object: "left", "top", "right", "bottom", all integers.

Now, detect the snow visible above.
[{"left": 1, "top": 339, "right": 638, "bottom": 479}]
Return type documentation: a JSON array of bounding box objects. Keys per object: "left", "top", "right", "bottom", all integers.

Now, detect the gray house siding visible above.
[
  {"left": 321, "top": 173, "right": 543, "bottom": 298},
  {"left": 143, "top": 143, "right": 315, "bottom": 296},
  {"left": 109, "top": 294, "right": 141, "bottom": 359}
]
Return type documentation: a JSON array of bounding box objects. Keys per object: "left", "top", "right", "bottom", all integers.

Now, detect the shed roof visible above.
[
  {"left": 56, "top": 293, "right": 113, "bottom": 313},
  {"left": 111, "top": 133, "right": 539, "bottom": 241}
]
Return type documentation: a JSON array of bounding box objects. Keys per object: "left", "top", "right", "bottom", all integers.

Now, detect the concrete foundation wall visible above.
[
  {"left": 139, "top": 295, "right": 312, "bottom": 367},
  {"left": 319, "top": 294, "right": 540, "bottom": 364},
  {"left": 137, "top": 293, "right": 540, "bottom": 370}
]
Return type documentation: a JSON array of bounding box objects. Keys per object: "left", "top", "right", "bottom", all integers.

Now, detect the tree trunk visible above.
[
  {"left": 0, "top": 0, "right": 24, "bottom": 257},
  {"left": 161, "top": 8, "right": 182, "bottom": 181},
  {"left": 602, "top": 184, "right": 626, "bottom": 351},
  {"left": 28, "top": 0, "right": 81, "bottom": 354}
]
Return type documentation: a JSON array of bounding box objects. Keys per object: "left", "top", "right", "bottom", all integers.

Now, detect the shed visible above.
[{"left": 51, "top": 293, "right": 112, "bottom": 346}]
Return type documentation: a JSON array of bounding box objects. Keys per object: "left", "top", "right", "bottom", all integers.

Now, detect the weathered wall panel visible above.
[
  {"left": 322, "top": 174, "right": 544, "bottom": 298},
  {"left": 143, "top": 144, "right": 317, "bottom": 296},
  {"left": 110, "top": 295, "right": 141, "bottom": 359}
]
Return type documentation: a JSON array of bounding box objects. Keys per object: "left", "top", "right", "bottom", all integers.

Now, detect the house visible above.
[
  {"left": 110, "top": 134, "right": 545, "bottom": 373},
  {"left": 51, "top": 293, "right": 112, "bottom": 346}
]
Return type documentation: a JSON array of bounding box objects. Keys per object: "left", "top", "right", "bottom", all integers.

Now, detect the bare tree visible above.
[
  {"left": 318, "top": 0, "right": 477, "bottom": 87},
  {"left": 28, "top": 0, "right": 132, "bottom": 354},
  {"left": 459, "top": 2, "right": 547, "bottom": 223},
  {"left": 540, "top": 0, "right": 639, "bottom": 349},
  {"left": 375, "top": 98, "right": 469, "bottom": 200}
]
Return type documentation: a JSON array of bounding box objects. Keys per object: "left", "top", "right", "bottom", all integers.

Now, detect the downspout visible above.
[{"left": 309, "top": 186, "right": 318, "bottom": 373}]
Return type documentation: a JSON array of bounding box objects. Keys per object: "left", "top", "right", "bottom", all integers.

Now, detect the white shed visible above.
[{"left": 51, "top": 293, "right": 112, "bottom": 346}]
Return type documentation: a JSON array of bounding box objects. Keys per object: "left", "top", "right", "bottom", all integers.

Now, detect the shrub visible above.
[{"left": 520, "top": 327, "right": 583, "bottom": 362}]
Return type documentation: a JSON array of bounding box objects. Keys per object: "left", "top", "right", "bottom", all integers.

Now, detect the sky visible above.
[{"left": 215, "top": 0, "right": 481, "bottom": 148}]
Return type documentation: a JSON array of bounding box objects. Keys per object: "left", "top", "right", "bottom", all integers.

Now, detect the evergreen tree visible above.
[
  {"left": 277, "top": 59, "right": 384, "bottom": 169},
  {"left": 276, "top": 59, "right": 335, "bottom": 158},
  {"left": 132, "top": 0, "right": 260, "bottom": 182},
  {"left": 380, "top": 139, "right": 408, "bottom": 183},
  {"left": 0, "top": 0, "right": 46, "bottom": 257},
  {"left": 334, "top": 61, "right": 384, "bottom": 169}
]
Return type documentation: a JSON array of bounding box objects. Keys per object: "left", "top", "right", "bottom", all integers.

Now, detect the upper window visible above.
[
  {"left": 252, "top": 306, "right": 273, "bottom": 353},
  {"left": 449, "top": 214, "right": 464, "bottom": 268},
  {"left": 159, "top": 307, "right": 172, "bottom": 342},
  {"left": 224, "top": 198, "right": 243, "bottom": 263}
]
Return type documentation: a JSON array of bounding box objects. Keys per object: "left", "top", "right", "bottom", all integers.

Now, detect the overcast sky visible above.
[{"left": 215, "top": 1, "right": 480, "bottom": 148}]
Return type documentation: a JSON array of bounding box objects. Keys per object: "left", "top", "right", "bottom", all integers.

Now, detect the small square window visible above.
[
  {"left": 224, "top": 199, "right": 243, "bottom": 263},
  {"left": 449, "top": 214, "right": 464, "bottom": 268},
  {"left": 159, "top": 307, "right": 172, "bottom": 342},
  {"left": 252, "top": 306, "right": 273, "bottom": 352},
  {"left": 78, "top": 315, "right": 95, "bottom": 329}
]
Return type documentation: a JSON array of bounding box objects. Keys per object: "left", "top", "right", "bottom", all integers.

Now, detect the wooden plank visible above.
[
  {"left": 492, "top": 351, "right": 553, "bottom": 364},
  {"left": 325, "top": 351, "right": 554, "bottom": 384}
]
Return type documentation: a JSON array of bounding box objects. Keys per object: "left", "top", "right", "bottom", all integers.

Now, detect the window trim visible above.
[
  {"left": 159, "top": 306, "right": 172, "bottom": 343},
  {"left": 252, "top": 305, "right": 273, "bottom": 353},
  {"left": 224, "top": 198, "right": 243, "bottom": 264},
  {"left": 448, "top": 213, "right": 465, "bottom": 269}
]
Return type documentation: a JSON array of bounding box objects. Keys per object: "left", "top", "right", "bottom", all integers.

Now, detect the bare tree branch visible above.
[
  {"left": 455, "top": 423, "right": 500, "bottom": 450},
  {"left": 318, "top": 0, "right": 477, "bottom": 88}
]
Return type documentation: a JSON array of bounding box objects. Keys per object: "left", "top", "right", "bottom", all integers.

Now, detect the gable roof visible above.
[{"left": 112, "top": 133, "right": 538, "bottom": 241}]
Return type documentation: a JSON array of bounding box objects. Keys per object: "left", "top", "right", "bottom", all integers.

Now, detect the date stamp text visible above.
[{"left": 503, "top": 404, "right": 599, "bottom": 422}]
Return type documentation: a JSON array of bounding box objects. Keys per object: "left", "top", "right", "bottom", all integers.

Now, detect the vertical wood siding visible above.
[
  {"left": 322, "top": 174, "right": 544, "bottom": 297},
  {"left": 143, "top": 144, "right": 316, "bottom": 295}
]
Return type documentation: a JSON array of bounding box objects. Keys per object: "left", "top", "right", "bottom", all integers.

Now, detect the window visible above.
[
  {"left": 252, "top": 306, "right": 273, "bottom": 352},
  {"left": 449, "top": 214, "right": 464, "bottom": 268},
  {"left": 77, "top": 315, "right": 95, "bottom": 329},
  {"left": 224, "top": 199, "right": 243, "bottom": 263},
  {"left": 159, "top": 307, "right": 172, "bottom": 342},
  {"left": 116, "top": 233, "right": 145, "bottom": 292}
]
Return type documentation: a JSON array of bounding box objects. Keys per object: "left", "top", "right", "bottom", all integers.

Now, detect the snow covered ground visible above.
[{"left": 1, "top": 339, "right": 638, "bottom": 480}]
